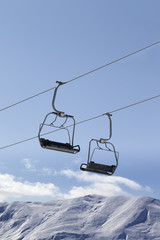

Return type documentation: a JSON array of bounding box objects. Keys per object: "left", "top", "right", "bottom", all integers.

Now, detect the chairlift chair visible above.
[
  {"left": 38, "top": 81, "right": 80, "bottom": 154},
  {"left": 80, "top": 113, "right": 118, "bottom": 175}
]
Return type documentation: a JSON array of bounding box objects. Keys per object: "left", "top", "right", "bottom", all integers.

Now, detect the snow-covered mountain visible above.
[{"left": 0, "top": 195, "right": 160, "bottom": 240}]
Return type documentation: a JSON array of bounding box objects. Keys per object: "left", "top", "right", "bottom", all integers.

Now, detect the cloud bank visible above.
[
  {"left": 0, "top": 170, "right": 152, "bottom": 201},
  {"left": 60, "top": 169, "right": 152, "bottom": 198},
  {"left": 0, "top": 173, "right": 61, "bottom": 202}
]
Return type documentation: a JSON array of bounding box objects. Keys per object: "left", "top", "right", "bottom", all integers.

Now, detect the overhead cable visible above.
[
  {"left": 109, "top": 93, "right": 160, "bottom": 114},
  {"left": 64, "top": 41, "right": 160, "bottom": 85},
  {"left": 0, "top": 93, "right": 160, "bottom": 150},
  {"left": 0, "top": 87, "right": 56, "bottom": 112},
  {"left": 0, "top": 40, "right": 160, "bottom": 112}
]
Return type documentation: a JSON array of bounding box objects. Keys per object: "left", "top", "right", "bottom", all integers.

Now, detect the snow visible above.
[{"left": 0, "top": 195, "right": 160, "bottom": 239}]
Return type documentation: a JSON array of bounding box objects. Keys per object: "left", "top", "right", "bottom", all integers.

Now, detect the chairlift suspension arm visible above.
[
  {"left": 105, "top": 113, "right": 112, "bottom": 141},
  {"left": 69, "top": 115, "right": 76, "bottom": 146},
  {"left": 52, "top": 81, "right": 65, "bottom": 115},
  {"left": 87, "top": 139, "right": 96, "bottom": 164}
]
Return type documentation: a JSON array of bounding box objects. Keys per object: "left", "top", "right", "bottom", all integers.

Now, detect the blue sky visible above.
[{"left": 0, "top": 0, "right": 160, "bottom": 201}]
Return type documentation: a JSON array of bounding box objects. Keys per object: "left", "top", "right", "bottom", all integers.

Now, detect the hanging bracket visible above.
[
  {"left": 52, "top": 81, "right": 65, "bottom": 117},
  {"left": 100, "top": 113, "right": 112, "bottom": 142}
]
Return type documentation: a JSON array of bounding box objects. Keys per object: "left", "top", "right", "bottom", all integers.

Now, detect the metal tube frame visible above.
[
  {"left": 38, "top": 112, "right": 76, "bottom": 147},
  {"left": 99, "top": 113, "right": 112, "bottom": 143},
  {"left": 52, "top": 81, "right": 65, "bottom": 116},
  {"left": 85, "top": 113, "right": 118, "bottom": 169},
  {"left": 87, "top": 138, "right": 118, "bottom": 168}
]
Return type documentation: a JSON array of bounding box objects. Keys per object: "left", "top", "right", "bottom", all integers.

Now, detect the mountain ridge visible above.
[{"left": 0, "top": 195, "right": 160, "bottom": 239}]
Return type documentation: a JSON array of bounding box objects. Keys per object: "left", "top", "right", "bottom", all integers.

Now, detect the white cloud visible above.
[
  {"left": 60, "top": 169, "right": 152, "bottom": 199},
  {"left": 41, "top": 167, "right": 58, "bottom": 176},
  {"left": 0, "top": 169, "right": 152, "bottom": 202},
  {"left": 42, "top": 167, "right": 53, "bottom": 176},
  {"left": 21, "top": 159, "right": 58, "bottom": 177},
  {"left": 21, "top": 158, "right": 36, "bottom": 171},
  {"left": 0, "top": 173, "right": 61, "bottom": 202},
  {"left": 72, "top": 157, "right": 83, "bottom": 165}
]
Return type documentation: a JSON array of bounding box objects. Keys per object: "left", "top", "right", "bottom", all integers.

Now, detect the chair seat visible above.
[
  {"left": 39, "top": 138, "right": 80, "bottom": 154},
  {"left": 80, "top": 161, "right": 116, "bottom": 175}
]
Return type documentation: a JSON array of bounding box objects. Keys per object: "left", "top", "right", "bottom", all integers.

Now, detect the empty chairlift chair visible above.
[
  {"left": 80, "top": 113, "right": 119, "bottom": 175},
  {"left": 38, "top": 81, "right": 80, "bottom": 154}
]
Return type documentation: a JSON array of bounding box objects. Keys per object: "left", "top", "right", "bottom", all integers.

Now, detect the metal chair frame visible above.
[
  {"left": 38, "top": 81, "right": 80, "bottom": 154},
  {"left": 80, "top": 113, "right": 118, "bottom": 175}
]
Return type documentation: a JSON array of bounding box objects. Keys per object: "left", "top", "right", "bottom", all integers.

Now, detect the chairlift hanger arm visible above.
[
  {"left": 52, "top": 81, "right": 65, "bottom": 116},
  {"left": 104, "top": 113, "right": 112, "bottom": 141}
]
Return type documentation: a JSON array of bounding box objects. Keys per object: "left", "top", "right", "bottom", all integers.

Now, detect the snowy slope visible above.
[{"left": 0, "top": 195, "right": 160, "bottom": 240}]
